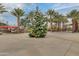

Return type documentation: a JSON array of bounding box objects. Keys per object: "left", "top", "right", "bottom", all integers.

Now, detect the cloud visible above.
[
  {"left": 3, "top": 3, "right": 24, "bottom": 8},
  {"left": 52, "top": 3, "right": 79, "bottom": 10},
  {"left": 1, "top": 3, "right": 79, "bottom": 25},
  {"left": 2, "top": 3, "right": 25, "bottom": 12},
  {"left": 1, "top": 3, "right": 35, "bottom": 25}
]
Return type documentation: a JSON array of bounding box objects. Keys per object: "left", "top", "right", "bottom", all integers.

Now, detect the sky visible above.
[{"left": 1, "top": 3, "right": 79, "bottom": 26}]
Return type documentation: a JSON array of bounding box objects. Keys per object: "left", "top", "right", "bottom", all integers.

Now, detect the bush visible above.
[
  {"left": 47, "top": 26, "right": 62, "bottom": 31},
  {"left": 47, "top": 27, "right": 51, "bottom": 31},
  {"left": 27, "top": 11, "right": 47, "bottom": 38},
  {"left": 67, "top": 27, "right": 72, "bottom": 31}
]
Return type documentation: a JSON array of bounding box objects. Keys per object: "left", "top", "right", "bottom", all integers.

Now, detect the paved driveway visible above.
[{"left": 0, "top": 32, "right": 79, "bottom": 56}]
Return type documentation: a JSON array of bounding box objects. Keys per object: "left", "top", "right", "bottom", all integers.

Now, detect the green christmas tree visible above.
[{"left": 28, "top": 6, "right": 47, "bottom": 38}]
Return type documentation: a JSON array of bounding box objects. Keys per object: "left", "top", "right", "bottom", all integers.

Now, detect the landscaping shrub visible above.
[
  {"left": 67, "top": 27, "right": 72, "bottom": 31},
  {"left": 27, "top": 11, "right": 48, "bottom": 38}
]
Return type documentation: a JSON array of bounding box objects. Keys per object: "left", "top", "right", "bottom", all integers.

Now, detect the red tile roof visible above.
[{"left": 0, "top": 26, "right": 17, "bottom": 29}]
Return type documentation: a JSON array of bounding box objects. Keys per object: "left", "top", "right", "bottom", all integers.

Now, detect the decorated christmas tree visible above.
[{"left": 28, "top": 6, "right": 47, "bottom": 38}]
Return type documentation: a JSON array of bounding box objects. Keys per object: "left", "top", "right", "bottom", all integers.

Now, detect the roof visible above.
[{"left": 0, "top": 26, "right": 17, "bottom": 29}]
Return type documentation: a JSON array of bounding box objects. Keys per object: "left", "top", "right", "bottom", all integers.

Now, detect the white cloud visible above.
[
  {"left": 4, "top": 3, "right": 24, "bottom": 8},
  {"left": 2, "top": 3, "right": 25, "bottom": 12},
  {"left": 52, "top": 3, "right": 79, "bottom": 10}
]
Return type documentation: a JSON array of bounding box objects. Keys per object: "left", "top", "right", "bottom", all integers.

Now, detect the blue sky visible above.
[{"left": 1, "top": 3, "right": 79, "bottom": 26}]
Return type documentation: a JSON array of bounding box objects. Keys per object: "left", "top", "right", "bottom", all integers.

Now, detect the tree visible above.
[
  {"left": 0, "top": 4, "right": 7, "bottom": 14},
  {"left": 20, "top": 18, "right": 27, "bottom": 27},
  {"left": 53, "top": 13, "right": 68, "bottom": 31},
  {"left": 0, "top": 4, "right": 7, "bottom": 23},
  {"left": 0, "top": 22, "right": 8, "bottom": 26},
  {"left": 47, "top": 9, "right": 57, "bottom": 31},
  {"left": 67, "top": 9, "right": 79, "bottom": 32},
  {"left": 53, "top": 13, "right": 62, "bottom": 31},
  {"left": 27, "top": 11, "right": 34, "bottom": 20},
  {"left": 27, "top": 6, "right": 47, "bottom": 38},
  {"left": 11, "top": 8, "right": 25, "bottom": 28},
  {"left": 61, "top": 16, "right": 68, "bottom": 31}
]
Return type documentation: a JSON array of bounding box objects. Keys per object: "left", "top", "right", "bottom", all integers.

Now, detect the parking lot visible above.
[{"left": 0, "top": 32, "right": 79, "bottom": 56}]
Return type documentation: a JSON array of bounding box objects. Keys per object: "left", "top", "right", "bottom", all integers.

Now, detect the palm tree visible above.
[
  {"left": 60, "top": 16, "right": 68, "bottom": 31},
  {"left": 0, "top": 4, "right": 7, "bottom": 23},
  {"left": 53, "top": 13, "right": 63, "bottom": 31},
  {"left": 0, "top": 22, "right": 8, "bottom": 26},
  {"left": 27, "top": 11, "right": 34, "bottom": 22},
  {"left": 0, "top": 4, "right": 7, "bottom": 14},
  {"left": 21, "top": 18, "right": 27, "bottom": 27},
  {"left": 47, "top": 9, "right": 57, "bottom": 31},
  {"left": 67, "top": 9, "right": 79, "bottom": 32},
  {"left": 11, "top": 8, "right": 25, "bottom": 29}
]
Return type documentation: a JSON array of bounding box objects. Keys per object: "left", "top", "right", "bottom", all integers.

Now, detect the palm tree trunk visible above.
[
  {"left": 56, "top": 22, "right": 58, "bottom": 31},
  {"left": 17, "top": 17, "right": 20, "bottom": 32},
  {"left": 57, "top": 22, "right": 60, "bottom": 31},
  {"left": 50, "top": 16, "right": 53, "bottom": 32},
  {"left": 75, "top": 20, "right": 78, "bottom": 32},
  {"left": 50, "top": 22, "right": 53, "bottom": 31},
  {"left": 62, "top": 22, "right": 65, "bottom": 31},
  {"left": 72, "top": 19, "right": 78, "bottom": 32}
]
